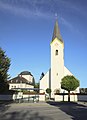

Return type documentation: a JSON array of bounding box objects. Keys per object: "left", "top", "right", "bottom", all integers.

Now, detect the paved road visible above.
[{"left": 0, "top": 102, "right": 87, "bottom": 120}]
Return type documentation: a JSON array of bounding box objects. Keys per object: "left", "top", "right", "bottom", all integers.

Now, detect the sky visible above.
[{"left": 0, "top": 0, "right": 87, "bottom": 88}]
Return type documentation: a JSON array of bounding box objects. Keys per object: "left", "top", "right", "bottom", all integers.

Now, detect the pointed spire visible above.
[{"left": 52, "top": 18, "right": 63, "bottom": 43}]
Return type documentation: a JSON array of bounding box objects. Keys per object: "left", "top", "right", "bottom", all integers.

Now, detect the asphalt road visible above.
[{"left": 0, "top": 101, "right": 87, "bottom": 120}]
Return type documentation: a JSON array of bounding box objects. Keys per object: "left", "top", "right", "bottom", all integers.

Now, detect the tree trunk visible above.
[
  {"left": 68, "top": 91, "right": 70, "bottom": 102},
  {"left": 49, "top": 93, "right": 51, "bottom": 99}
]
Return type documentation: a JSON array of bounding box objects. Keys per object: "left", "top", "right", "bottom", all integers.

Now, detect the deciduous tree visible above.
[
  {"left": 46, "top": 88, "right": 51, "bottom": 99},
  {"left": 61, "top": 75, "right": 80, "bottom": 102}
]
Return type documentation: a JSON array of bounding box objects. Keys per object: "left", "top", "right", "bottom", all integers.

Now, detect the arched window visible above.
[{"left": 55, "top": 50, "right": 58, "bottom": 55}]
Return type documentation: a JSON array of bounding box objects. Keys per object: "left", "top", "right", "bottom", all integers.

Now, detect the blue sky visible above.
[{"left": 0, "top": 0, "right": 87, "bottom": 88}]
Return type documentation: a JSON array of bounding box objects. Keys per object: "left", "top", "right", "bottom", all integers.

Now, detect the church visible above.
[{"left": 40, "top": 19, "right": 79, "bottom": 98}]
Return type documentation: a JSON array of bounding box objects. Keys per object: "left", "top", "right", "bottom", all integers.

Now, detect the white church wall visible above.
[
  {"left": 64, "top": 66, "right": 73, "bottom": 76},
  {"left": 51, "top": 38, "right": 64, "bottom": 93},
  {"left": 40, "top": 70, "right": 50, "bottom": 93},
  {"left": 75, "top": 87, "right": 80, "bottom": 93}
]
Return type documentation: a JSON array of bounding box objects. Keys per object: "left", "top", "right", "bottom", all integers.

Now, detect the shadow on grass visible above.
[{"left": 47, "top": 101, "right": 87, "bottom": 120}]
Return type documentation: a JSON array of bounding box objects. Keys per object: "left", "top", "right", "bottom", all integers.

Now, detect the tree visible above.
[
  {"left": 40, "top": 72, "right": 44, "bottom": 80},
  {"left": 0, "top": 48, "right": 10, "bottom": 93},
  {"left": 54, "top": 88, "right": 60, "bottom": 94},
  {"left": 32, "top": 77, "right": 35, "bottom": 86},
  {"left": 34, "top": 82, "right": 39, "bottom": 88},
  {"left": 61, "top": 75, "right": 80, "bottom": 102},
  {"left": 46, "top": 88, "right": 51, "bottom": 99},
  {"left": 85, "top": 88, "right": 87, "bottom": 94},
  {"left": 80, "top": 88, "right": 85, "bottom": 93},
  {"left": 80, "top": 88, "right": 87, "bottom": 94},
  {"left": 34, "top": 82, "right": 39, "bottom": 93}
]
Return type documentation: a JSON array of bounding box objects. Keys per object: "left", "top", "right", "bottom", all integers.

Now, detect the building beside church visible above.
[
  {"left": 40, "top": 20, "right": 79, "bottom": 98},
  {"left": 9, "top": 71, "right": 35, "bottom": 90}
]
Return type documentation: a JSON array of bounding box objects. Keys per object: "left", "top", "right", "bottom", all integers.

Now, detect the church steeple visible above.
[{"left": 52, "top": 20, "right": 63, "bottom": 43}]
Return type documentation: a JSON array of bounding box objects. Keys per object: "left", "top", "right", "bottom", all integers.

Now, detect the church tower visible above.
[
  {"left": 40, "top": 19, "right": 79, "bottom": 98},
  {"left": 50, "top": 20, "right": 64, "bottom": 96}
]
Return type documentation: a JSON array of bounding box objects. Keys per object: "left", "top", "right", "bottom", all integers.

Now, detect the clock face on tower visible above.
[{"left": 55, "top": 42, "right": 58, "bottom": 46}]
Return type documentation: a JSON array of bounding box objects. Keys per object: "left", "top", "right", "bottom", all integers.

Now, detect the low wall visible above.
[
  {"left": 0, "top": 93, "right": 45, "bottom": 102},
  {"left": 55, "top": 94, "right": 77, "bottom": 101},
  {"left": 0, "top": 94, "right": 87, "bottom": 102},
  {"left": 39, "top": 94, "right": 45, "bottom": 101},
  {"left": 55, "top": 94, "right": 87, "bottom": 102},
  {"left": 13, "top": 93, "right": 45, "bottom": 102},
  {"left": 78, "top": 95, "right": 87, "bottom": 101},
  {"left": 0, "top": 95, "right": 13, "bottom": 100}
]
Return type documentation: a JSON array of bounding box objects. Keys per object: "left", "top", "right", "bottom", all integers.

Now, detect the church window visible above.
[
  {"left": 55, "top": 50, "right": 58, "bottom": 55},
  {"left": 57, "top": 73, "right": 58, "bottom": 76}
]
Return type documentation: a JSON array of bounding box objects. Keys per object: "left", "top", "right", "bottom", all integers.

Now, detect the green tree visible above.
[
  {"left": 40, "top": 72, "right": 44, "bottom": 80},
  {"left": 46, "top": 88, "right": 51, "bottom": 99},
  {"left": 61, "top": 75, "right": 80, "bottom": 102},
  {"left": 85, "top": 88, "right": 87, "bottom": 94},
  {"left": 32, "top": 77, "right": 35, "bottom": 86},
  {"left": 80, "top": 88, "right": 85, "bottom": 93},
  {"left": 34, "top": 82, "right": 39, "bottom": 93},
  {"left": 34, "top": 82, "right": 39, "bottom": 88},
  {"left": 54, "top": 89, "right": 60, "bottom": 94},
  {"left": 0, "top": 48, "right": 10, "bottom": 93}
]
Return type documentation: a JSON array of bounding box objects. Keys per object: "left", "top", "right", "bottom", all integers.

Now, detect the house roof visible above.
[
  {"left": 19, "top": 71, "right": 33, "bottom": 76},
  {"left": 52, "top": 20, "right": 63, "bottom": 43},
  {"left": 8, "top": 76, "right": 33, "bottom": 85}
]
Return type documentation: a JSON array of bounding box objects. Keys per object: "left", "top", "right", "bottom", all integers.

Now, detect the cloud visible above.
[
  {"left": 0, "top": 1, "right": 34, "bottom": 17},
  {"left": 0, "top": 0, "right": 82, "bottom": 32},
  {"left": 0, "top": 0, "right": 83, "bottom": 18},
  {"left": 55, "top": 0, "right": 81, "bottom": 12},
  {"left": 0, "top": 0, "right": 80, "bottom": 19},
  {"left": 60, "top": 17, "right": 73, "bottom": 30},
  {"left": 0, "top": 0, "right": 53, "bottom": 19}
]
